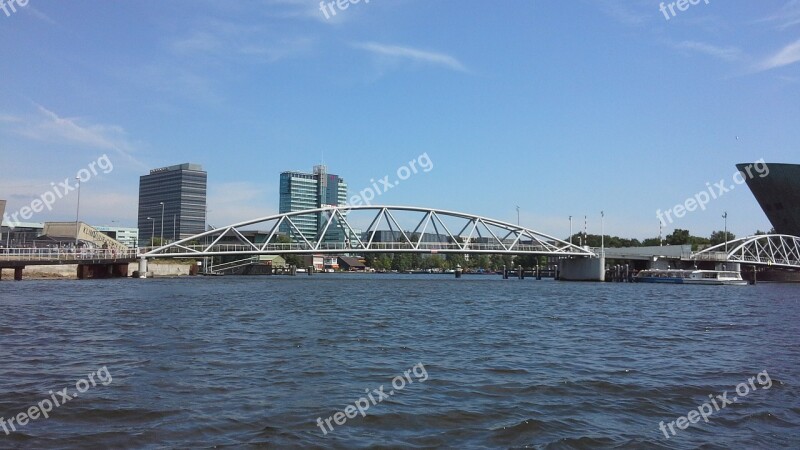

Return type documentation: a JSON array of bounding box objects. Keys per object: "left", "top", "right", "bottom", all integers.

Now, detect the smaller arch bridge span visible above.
[
  {"left": 141, "top": 205, "right": 597, "bottom": 258},
  {"left": 692, "top": 234, "right": 800, "bottom": 269}
]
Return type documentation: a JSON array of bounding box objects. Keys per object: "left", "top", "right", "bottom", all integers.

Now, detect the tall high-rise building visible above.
[
  {"left": 737, "top": 162, "right": 800, "bottom": 236},
  {"left": 279, "top": 165, "right": 348, "bottom": 241},
  {"left": 138, "top": 163, "right": 207, "bottom": 246}
]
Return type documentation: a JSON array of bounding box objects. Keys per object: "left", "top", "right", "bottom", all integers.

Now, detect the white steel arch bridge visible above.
[
  {"left": 140, "top": 205, "right": 597, "bottom": 259},
  {"left": 692, "top": 234, "right": 800, "bottom": 269}
]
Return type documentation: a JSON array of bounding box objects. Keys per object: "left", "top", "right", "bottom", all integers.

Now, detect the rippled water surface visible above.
[{"left": 1, "top": 275, "right": 799, "bottom": 449}]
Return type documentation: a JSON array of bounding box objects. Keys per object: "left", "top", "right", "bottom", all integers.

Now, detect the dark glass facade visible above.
[
  {"left": 278, "top": 165, "right": 347, "bottom": 241},
  {"left": 737, "top": 162, "right": 800, "bottom": 236},
  {"left": 138, "top": 163, "right": 207, "bottom": 245}
]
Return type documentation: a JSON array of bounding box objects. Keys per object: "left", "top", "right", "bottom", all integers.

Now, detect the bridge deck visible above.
[{"left": 0, "top": 249, "right": 138, "bottom": 268}]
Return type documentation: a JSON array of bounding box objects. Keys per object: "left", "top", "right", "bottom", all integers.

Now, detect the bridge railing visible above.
[
  {"left": 143, "top": 241, "right": 586, "bottom": 255},
  {"left": 691, "top": 251, "right": 730, "bottom": 262},
  {"left": 0, "top": 248, "right": 138, "bottom": 261},
  {"left": 735, "top": 255, "right": 799, "bottom": 266}
]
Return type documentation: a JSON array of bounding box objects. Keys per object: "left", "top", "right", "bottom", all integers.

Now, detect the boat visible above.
[{"left": 634, "top": 269, "right": 748, "bottom": 285}]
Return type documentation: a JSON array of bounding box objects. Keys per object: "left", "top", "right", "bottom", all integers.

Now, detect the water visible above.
[{"left": 0, "top": 275, "right": 798, "bottom": 449}]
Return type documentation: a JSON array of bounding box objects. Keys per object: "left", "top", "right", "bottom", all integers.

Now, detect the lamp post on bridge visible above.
[
  {"left": 516, "top": 206, "right": 520, "bottom": 226},
  {"left": 75, "top": 175, "right": 82, "bottom": 246},
  {"left": 147, "top": 217, "right": 155, "bottom": 246},
  {"left": 600, "top": 211, "right": 604, "bottom": 257},
  {"left": 723, "top": 211, "right": 728, "bottom": 254},
  {"left": 569, "top": 216, "right": 572, "bottom": 245},
  {"left": 159, "top": 202, "right": 165, "bottom": 246}
]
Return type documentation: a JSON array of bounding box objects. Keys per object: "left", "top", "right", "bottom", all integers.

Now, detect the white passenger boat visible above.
[{"left": 634, "top": 269, "right": 748, "bottom": 285}]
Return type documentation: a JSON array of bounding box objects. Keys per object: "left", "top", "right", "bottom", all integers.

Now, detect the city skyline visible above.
[{"left": 1, "top": 1, "right": 798, "bottom": 240}]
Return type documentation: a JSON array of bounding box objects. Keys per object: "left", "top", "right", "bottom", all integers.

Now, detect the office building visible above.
[
  {"left": 95, "top": 226, "right": 140, "bottom": 248},
  {"left": 737, "top": 162, "right": 800, "bottom": 236},
  {"left": 138, "top": 163, "right": 207, "bottom": 246},
  {"left": 279, "top": 165, "right": 348, "bottom": 241}
]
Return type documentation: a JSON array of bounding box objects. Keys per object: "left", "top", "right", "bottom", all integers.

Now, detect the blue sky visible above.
[{"left": 1, "top": 0, "right": 798, "bottom": 240}]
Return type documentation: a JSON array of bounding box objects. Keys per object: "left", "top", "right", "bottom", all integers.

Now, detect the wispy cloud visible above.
[
  {"left": 352, "top": 42, "right": 468, "bottom": 72},
  {"left": 262, "top": 0, "right": 332, "bottom": 22},
  {"left": 0, "top": 114, "right": 22, "bottom": 123},
  {"left": 758, "top": 0, "right": 800, "bottom": 30},
  {"left": 5, "top": 105, "right": 147, "bottom": 170},
  {"left": 673, "top": 41, "right": 742, "bottom": 62},
  {"left": 756, "top": 38, "right": 800, "bottom": 72},
  {"left": 207, "top": 182, "right": 277, "bottom": 227},
  {"left": 169, "top": 20, "right": 315, "bottom": 64},
  {"left": 594, "top": 0, "right": 649, "bottom": 26}
]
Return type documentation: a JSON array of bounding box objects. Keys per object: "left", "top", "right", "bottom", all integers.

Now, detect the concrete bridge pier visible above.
[
  {"left": 138, "top": 257, "right": 148, "bottom": 278},
  {"left": 559, "top": 256, "right": 605, "bottom": 282},
  {"left": 14, "top": 267, "right": 23, "bottom": 281}
]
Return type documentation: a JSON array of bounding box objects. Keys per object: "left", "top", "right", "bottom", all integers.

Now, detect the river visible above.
[{"left": 0, "top": 275, "right": 798, "bottom": 448}]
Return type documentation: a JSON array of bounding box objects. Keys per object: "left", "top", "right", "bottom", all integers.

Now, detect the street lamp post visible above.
[
  {"left": 600, "top": 211, "right": 604, "bottom": 257},
  {"left": 147, "top": 217, "right": 155, "bottom": 246},
  {"left": 159, "top": 202, "right": 165, "bottom": 246},
  {"left": 75, "top": 176, "right": 82, "bottom": 245},
  {"left": 569, "top": 216, "right": 573, "bottom": 245},
  {"left": 723, "top": 211, "right": 728, "bottom": 253},
  {"left": 516, "top": 206, "right": 520, "bottom": 226}
]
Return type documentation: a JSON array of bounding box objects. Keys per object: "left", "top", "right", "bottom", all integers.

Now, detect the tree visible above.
[
  {"left": 391, "top": 253, "right": 412, "bottom": 271},
  {"left": 709, "top": 230, "right": 735, "bottom": 246},
  {"left": 422, "top": 254, "right": 445, "bottom": 269},
  {"left": 275, "top": 234, "right": 303, "bottom": 267},
  {"left": 516, "top": 254, "right": 545, "bottom": 268},
  {"left": 446, "top": 253, "right": 466, "bottom": 269},
  {"left": 470, "top": 254, "right": 490, "bottom": 270},
  {"left": 665, "top": 229, "right": 691, "bottom": 245},
  {"left": 642, "top": 237, "right": 662, "bottom": 246}
]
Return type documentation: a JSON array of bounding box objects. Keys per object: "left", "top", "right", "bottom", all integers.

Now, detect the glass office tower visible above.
[
  {"left": 279, "top": 165, "right": 348, "bottom": 242},
  {"left": 138, "top": 163, "right": 207, "bottom": 246}
]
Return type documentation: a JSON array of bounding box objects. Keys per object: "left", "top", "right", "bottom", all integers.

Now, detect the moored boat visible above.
[{"left": 634, "top": 269, "right": 748, "bottom": 285}]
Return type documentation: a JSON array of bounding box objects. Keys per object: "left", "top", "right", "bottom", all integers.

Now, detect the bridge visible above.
[
  {"left": 141, "top": 205, "right": 597, "bottom": 259},
  {"left": 691, "top": 234, "right": 800, "bottom": 269},
  {"left": 0, "top": 248, "right": 138, "bottom": 280},
  {"left": 3, "top": 207, "right": 798, "bottom": 281}
]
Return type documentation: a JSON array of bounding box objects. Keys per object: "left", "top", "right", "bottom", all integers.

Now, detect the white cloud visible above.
[
  {"left": 207, "top": 182, "right": 277, "bottom": 228},
  {"left": 169, "top": 20, "right": 314, "bottom": 64},
  {"left": 352, "top": 42, "right": 468, "bottom": 72},
  {"left": 595, "top": 0, "right": 649, "bottom": 26},
  {"left": 7, "top": 105, "right": 148, "bottom": 170},
  {"left": 758, "top": 0, "right": 800, "bottom": 30},
  {"left": 756, "top": 38, "right": 800, "bottom": 72},
  {"left": 674, "top": 41, "right": 742, "bottom": 62}
]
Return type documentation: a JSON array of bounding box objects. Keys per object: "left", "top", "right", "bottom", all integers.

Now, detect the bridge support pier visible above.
[
  {"left": 14, "top": 267, "right": 23, "bottom": 281},
  {"left": 138, "top": 257, "right": 148, "bottom": 278},
  {"left": 559, "top": 257, "right": 605, "bottom": 282}
]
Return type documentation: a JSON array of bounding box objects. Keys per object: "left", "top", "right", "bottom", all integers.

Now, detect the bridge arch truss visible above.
[
  {"left": 692, "top": 234, "right": 800, "bottom": 268},
  {"left": 142, "top": 205, "right": 596, "bottom": 258}
]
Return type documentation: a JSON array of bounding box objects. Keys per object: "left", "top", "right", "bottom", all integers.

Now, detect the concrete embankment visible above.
[{"left": 0, "top": 261, "right": 195, "bottom": 280}]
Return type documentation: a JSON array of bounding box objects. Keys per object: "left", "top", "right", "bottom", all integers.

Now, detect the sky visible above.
[{"left": 1, "top": 0, "right": 798, "bottom": 241}]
